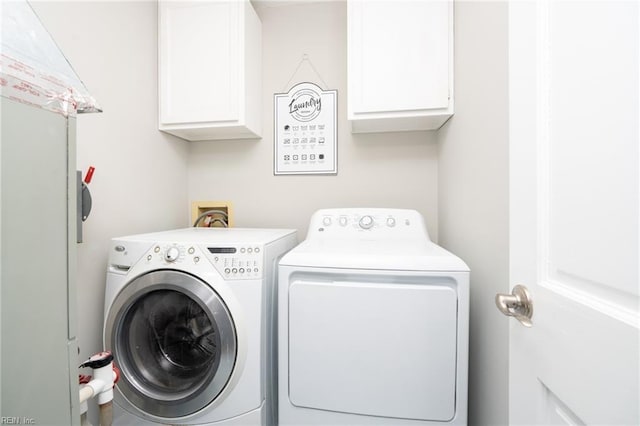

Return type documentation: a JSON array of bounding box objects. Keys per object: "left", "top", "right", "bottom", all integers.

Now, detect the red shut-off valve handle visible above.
[
  {"left": 113, "top": 364, "right": 120, "bottom": 386},
  {"left": 84, "top": 166, "right": 95, "bottom": 184}
]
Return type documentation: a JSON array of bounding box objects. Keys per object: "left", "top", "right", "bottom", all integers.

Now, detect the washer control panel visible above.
[
  {"left": 147, "top": 244, "right": 198, "bottom": 266},
  {"left": 144, "top": 243, "right": 264, "bottom": 280},
  {"left": 207, "top": 245, "right": 263, "bottom": 279},
  {"left": 308, "top": 208, "right": 430, "bottom": 240}
]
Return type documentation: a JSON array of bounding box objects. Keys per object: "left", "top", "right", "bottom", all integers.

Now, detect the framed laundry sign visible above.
[{"left": 274, "top": 82, "right": 337, "bottom": 175}]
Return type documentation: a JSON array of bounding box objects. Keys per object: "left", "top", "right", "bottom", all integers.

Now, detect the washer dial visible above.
[{"left": 165, "top": 246, "right": 180, "bottom": 262}]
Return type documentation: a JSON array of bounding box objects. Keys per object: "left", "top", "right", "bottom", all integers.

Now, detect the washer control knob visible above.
[
  {"left": 322, "top": 217, "right": 332, "bottom": 227},
  {"left": 359, "top": 215, "right": 374, "bottom": 229},
  {"left": 165, "top": 246, "right": 180, "bottom": 262},
  {"left": 386, "top": 217, "right": 396, "bottom": 227}
]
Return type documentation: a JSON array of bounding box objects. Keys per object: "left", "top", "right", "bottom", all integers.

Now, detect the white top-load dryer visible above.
[{"left": 278, "top": 209, "right": 469, "bottom": 425}]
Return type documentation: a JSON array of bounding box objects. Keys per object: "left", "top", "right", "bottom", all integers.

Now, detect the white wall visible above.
[
  {"left": 188, "top": 1, "right": 439, "bottom": 240},
  {"left": 437, "top": 2, "right": 509, "bottom": 425},
  {"left": 30, "top": 2, "right": 509, "bottom": 425},
  {"left": 30, "top": 1, "right": 189, "bottom": 363}
]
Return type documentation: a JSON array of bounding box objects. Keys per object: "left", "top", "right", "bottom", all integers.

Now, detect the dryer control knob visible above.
[
  {"left": 359, "top": 215, "right": 374, "bottom": 229},
  {"left": 165, "top": 246, "right": 180, "bottom": 262}
]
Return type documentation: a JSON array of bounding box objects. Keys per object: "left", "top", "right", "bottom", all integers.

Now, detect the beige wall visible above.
[
  {"left": 438, "top": 2, "right": 509, "bottom": 425},
  {"left": 31, "top": 1, "right": 189, "bottom": 362},
  {"left": 188, "top": 1, "right": 439, "bottom": 240}
]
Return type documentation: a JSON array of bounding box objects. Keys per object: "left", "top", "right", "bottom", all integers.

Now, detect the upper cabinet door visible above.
[
  {"left": 159, "top": 1, "right": 261, "bottom": 141},
  {"left": 348, "top": 0, "right": 453, "bottom": 133}
]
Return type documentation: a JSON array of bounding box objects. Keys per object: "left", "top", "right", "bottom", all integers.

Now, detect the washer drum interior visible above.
[{"left": 105, "top": 270, "right": 237, "bottom": 418}]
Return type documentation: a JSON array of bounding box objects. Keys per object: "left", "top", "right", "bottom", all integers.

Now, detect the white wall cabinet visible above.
[
  {"left": 348, "top": 0, "right": 453, "bottom": 133},
  {"left": 159, "top": 0, "right": 261, "bottom": 141}
]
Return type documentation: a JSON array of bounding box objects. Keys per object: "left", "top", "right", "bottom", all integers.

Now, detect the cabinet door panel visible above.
[
  {"left": 352, "top": 1, "right": 449, "bottom": 113},
  {"left": 160, "top": 2, "right": 239, "bottom": 124}
]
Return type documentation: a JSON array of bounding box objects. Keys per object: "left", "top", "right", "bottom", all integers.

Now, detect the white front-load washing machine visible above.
[
  {"left": 103, "top": 228, "right": 296, "bottom": 425},
  {"left": 278, "top": 208, "right": 469, "bottom": 425}
]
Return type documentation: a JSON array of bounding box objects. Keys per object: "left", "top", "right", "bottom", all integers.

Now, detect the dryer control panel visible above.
[{"left": 308, "top": 208, "right": 430, "bottom": 240}]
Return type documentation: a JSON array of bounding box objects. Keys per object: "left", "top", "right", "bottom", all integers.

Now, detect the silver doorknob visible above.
[{"left": 495, "top": 284, "right": 533, "bottom": 327}]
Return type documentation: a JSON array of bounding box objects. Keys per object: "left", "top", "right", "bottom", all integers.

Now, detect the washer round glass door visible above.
[{"left": 105, "top": 270, "right": 237, "bottom": 418}]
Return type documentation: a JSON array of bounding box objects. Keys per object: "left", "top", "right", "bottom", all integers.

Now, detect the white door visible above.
[{"left": 505, "top": 1, "right": 639, "bottom": 425}]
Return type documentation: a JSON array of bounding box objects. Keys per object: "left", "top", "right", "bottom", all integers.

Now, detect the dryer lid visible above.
[{"left": 280, "top": 238, "right": 469, "bottom": 272}]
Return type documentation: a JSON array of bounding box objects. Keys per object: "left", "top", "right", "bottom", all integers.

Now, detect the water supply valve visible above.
[
  {"left": 79, "top": 351, "right": 113, "bottom": 369},
  {"left": 79, "top": 351, "right": 116, "bottom": 405},
  {"left": 78, "top": 351, "right": 119, "bottom": 425}
]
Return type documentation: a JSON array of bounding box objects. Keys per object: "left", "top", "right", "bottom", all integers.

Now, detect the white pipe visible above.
[
  {"left": 80, "top": 412, "right": 92, "bottom": 426},
  {"left": 93, "top": 366, "right": 116, "bottom": 405},
  {"left": 80, "top": 394, "right": 89, "bottom": 417},
  {"left": 79, "top": 385, "right": 95, "bottom": 405},
  {"left": 86, "top": 379, "right": 107, "bottom": 399},
  {"left": 78, "top": 368, "right": 116, "bottom": 406}
]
